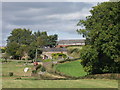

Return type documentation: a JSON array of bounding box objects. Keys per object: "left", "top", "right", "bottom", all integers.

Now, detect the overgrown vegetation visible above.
[{"left": 67, "top": 46, "right": 83, "bottom": 58}]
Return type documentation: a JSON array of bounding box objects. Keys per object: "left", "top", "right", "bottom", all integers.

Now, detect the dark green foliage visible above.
[
  {"left": 32, "top": 70, "right": 37, "bottom": 74},
  {"left": 9, "top": 72, "right": 13, "bottom": 76},
  {"left": 7, "top": 28, "right": 33, "bottom": 45},
  {"left": 80, "top": 45, "right": 102, "bottom": 74},
  {"left": 35, "top": 64, "right": 42, "bottom": 70},
  {"left": 47, "top": 34, "right": 58, "bottom": 48},
  {"left": 6, "top": 42, "right": 20, "bottom": 59},
  {"left": 41, "top": 66, "right": 46, "bottom": 72},
  {"left": 77, "top": 2, "right": 120, "bottom": 74}
]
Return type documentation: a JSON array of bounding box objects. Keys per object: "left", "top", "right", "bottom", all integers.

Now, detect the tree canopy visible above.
[
  {"left": 6, "top": 28, "right": 58, "bottom": 60},
  {"left": 77, "top": 2, "right": 120, "bottom": 74}
]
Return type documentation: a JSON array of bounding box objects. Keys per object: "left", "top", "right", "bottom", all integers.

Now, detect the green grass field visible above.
[
  {"left": 2, "top": 60, "right": 33, "bottom": 76},
  {"left": 54, "top": 61, "right": 87, "bottom": 77},
  {"left": 2, "top": 79, "right": 118, "bottom": 88},
  {"left": 2, "top": 60, "right": 118, "bottom": 88}
]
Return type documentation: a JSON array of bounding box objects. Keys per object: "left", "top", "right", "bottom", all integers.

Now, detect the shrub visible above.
[
  {"left": 51, "top": 63, "right": 54, "bottom": 68},
  {"left": 9, "top": 72, "right": 13, "bottom": 76},
  {"left": 15, "top": 77, "right": 21, "bottom": 80},
  {"left": 32, "top": 70, "right": 37, "bottom": 74},
  {"left": 41, "top": 66, "right": 46, "bottom": 72},
  {"left": 35, "top": 64, "right": 42, "bottom": 70}
]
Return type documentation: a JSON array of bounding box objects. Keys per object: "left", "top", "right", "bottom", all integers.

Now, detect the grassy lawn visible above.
[
  {"left": 2, "top": 79, "right": 118, "bottom": 88},
  {"left": 2, "top": 60, "right": 118, "bottom": 88},
  {"left": 54, "top": 60, "right": 87, "bottom": 77},
  {"left": 2, "top": 60, "right": 33, "bottom": 76}
]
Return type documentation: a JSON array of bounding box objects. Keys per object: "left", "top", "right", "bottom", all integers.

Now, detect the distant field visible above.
[{"left": 54, "top": 60, "right": 87, "bottom": 77}]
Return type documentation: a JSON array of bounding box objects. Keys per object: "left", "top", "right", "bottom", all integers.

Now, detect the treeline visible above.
[
  {"left": 6, "top": 28, "right": 58, "bottom": 60},
  {"left": 77, "top": 2, "right": 120, "bottom": 74}
]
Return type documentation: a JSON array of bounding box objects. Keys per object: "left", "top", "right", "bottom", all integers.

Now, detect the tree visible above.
[
  {"left": 6, "top": 29, "right": 58, "bottom": 60},
  {"left": 47, "top": 34, "right": 58, "bottom": 48},
  {"left": 16, "top": 45, "right": 30, "bottom": 60},
  {"left": 110, "top": 0, "right": 120, "bottom": 2},
  {"left": 7, "top": 28, "right": 33, "bottom": 45},
  {"left": 6, "top": 41, "right": 20, "bottom": 59},
  {"left": 6, "top": 28, "right": 33, "bottom": 59},
  {"left": 77, "top": 2, "right": 120, "bottom": 74}
]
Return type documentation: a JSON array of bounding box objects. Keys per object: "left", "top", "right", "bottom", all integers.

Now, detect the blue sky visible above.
[{"left": 1, "top": 1, "right": 109, "bottom": 46}]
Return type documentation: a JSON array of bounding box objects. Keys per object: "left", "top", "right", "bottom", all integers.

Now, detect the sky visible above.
[{"left": 1, "top": 0, "right": 109, "bottom": 46}]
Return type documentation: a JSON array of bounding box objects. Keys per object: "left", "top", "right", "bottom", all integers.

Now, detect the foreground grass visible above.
[
  {"left": 2, "top": 60, "right": 118, "bottom": 88},
  {"left": 54, "top": 60, "right": 87, "bottom": 77},
  {"left": 2, "top": 79, "right": 118, "bottom": 88}
]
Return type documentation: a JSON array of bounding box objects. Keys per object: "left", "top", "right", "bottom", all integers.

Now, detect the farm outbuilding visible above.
[{"left": 56, "top": 39, "right": 85, "bottom": 48}]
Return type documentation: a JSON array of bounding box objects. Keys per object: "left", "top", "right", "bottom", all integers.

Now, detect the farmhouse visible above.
[
  {"left": 56, "top": 39, "right": 85, "bottom": 48},
  {"left": 41, "top": 39, "right": 85, "bottom": 59},
  {"left": 41, "top": 48, "right": 67, "bottom": 59}
]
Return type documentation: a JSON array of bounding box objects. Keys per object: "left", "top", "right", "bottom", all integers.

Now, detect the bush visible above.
[
  {"left": 15, "top": 77, "right": 21, "bottom": 80},
  {"left": 1, "top": 59, "right": 7, "bottom": 63},
  {"left": 35, "top": 64, "right": 42, "bottom": 70},
  {"left": 9, "top": 72, "right": 13, "bottom": 76},
  {"left": 32, "top": 70, "right": 37, "bottom": 74},
  {"left": 41, "top": 66, "right": 46, "bottom": 72},
  {"left": 52, "top": 63, "right": 54, "bottom": 68}
]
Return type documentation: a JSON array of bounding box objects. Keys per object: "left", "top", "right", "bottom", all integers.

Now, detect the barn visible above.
[{"left": 56, "top": 39, "right": 85, "bottom": 48}]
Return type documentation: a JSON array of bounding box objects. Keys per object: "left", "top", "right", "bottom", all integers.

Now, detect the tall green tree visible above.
[
  {"left": 7, "top": 28, "right": 33, "bottom": 45},
  {"left": 6, "top": 28, "right": 33, "bottom": 59},
  {"left": 47, "top": 34, "right": 58, "bottom": 48},
  {"left": 6, "top": 41, "right": 20, "bottom": 59},
  {"left": 77, "top": 2, "right": 120, "bottom": 74}
]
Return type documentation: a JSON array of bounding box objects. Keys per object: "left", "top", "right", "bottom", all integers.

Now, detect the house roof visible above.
[
  {"left": 42, "top": 48, "right": 67, "bottom": 52},
  {"left": 58, "top": 39, "right": 85, "bottom": 45}
]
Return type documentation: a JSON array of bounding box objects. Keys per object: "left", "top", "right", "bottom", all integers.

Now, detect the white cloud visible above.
[
  {"left": 47, "top": 8, "right": 91, "bottom": 21},
  {"left": 2, "top": 0, "right": 109, "bottom": 2},
  {"left": 2, "top": 2, "right": 97, "bottom": 46}
]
